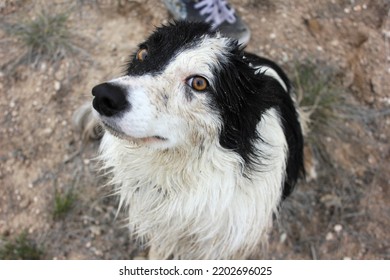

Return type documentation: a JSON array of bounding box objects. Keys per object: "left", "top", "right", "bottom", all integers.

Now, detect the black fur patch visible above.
[
  {"left": 125, "top": 21, "right": 214, "bottom": 76},
  {"left": 208, "top": 46, "right": 304, "bottom": 198}
]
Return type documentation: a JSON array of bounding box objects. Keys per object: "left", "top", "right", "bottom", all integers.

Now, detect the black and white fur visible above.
[{"left": 89, "top": 21, "right": 304, "bottom": 259}]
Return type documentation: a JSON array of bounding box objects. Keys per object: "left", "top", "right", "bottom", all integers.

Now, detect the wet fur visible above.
[{"left": 87, "top": 21, "right": 304, "bottom": 259}]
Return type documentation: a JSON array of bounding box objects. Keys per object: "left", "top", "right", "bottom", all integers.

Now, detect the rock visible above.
[
  {"left": 90, "top": 225, "right": 101, "bottom": 236},
  {"left": 280, "top": 232, "right": 287, "bottom": 244},
  {"left": 43, "top": 127, "right": 53, "bottom": 136},
  {"left": 334, "top": 224, "right": 343, "bottom": 233},
  {"left": 305, "top": 18, "right": 322, "bottom": 37},
  {"left": 320, "top": 194, "right": 342, "bottom": 208},
  {"left": 326, "top": 232, "right": 334, "bottom": 241},
  {"left": 54, "top": 81, "right": 61, "bottom": 92}
]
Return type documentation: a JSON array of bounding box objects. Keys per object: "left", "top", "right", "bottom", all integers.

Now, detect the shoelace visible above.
[{"left": 194, "top": 0, "right": 236, "bottom": 29}]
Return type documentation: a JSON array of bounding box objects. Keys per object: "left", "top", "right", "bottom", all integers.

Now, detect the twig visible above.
[
  {"left": 62, "top": 148, "right": 82, "bottom": 164},
  {"left": 310, "top": 244, "right": 318, "bottom": 260}
]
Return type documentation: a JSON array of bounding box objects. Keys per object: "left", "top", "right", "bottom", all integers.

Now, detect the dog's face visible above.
[
  {"left": 92, "top": 22, "right": 234, "bottom": 149},
  {"left": 92, "top": 21, "right": 304, "bottom": 198},
  {"left": 92, "top": 22, "right": 300, "bottom": 173}
]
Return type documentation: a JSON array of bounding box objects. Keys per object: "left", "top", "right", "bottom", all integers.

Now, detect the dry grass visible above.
[
  {"left": 0, "top": 5, "right": 90, "bottom": 75},
  {"left": 294, "top": 62, "right": 343, "bottom": 157},
  {"left": 269, "top": 61, "right": 373, "bottom": 259},
  {"left": 0, "top": 231, "right": 44, "bottom": 260}
]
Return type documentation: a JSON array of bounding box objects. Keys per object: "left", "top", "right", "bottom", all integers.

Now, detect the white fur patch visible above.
[
  {"left": 99, "top": 108, "right": 286, "bottom": 259},
  {"left": 252, "top": 65, "right": 288, "bottom": 92}
]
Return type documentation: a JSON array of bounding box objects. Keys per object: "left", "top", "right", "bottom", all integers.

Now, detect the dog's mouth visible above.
[{"left": 101, "top": 121, "right": 167, "bottom": 143}]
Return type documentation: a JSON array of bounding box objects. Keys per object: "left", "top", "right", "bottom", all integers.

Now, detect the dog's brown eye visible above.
[
  {"left": 136, "top": 48, "right": 148, "bottom": 61},
  {"left": 188, "top": 76, "right": 208, "bottom": 91}
]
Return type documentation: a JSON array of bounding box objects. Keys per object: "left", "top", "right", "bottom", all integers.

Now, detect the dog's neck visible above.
[
  {"left": 99, "top": 133, "right": 244, "bottom": 192},
  {"left": 98, "top": 129, "right": 284, "bottom": 259}
]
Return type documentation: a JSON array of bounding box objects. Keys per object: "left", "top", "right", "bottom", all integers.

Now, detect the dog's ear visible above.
[
  {"left": 211, "top": 51, "right": 304, "bottom": 196},
  {"left": 210, "top": 52, "right": 283, "bottom": 168}
]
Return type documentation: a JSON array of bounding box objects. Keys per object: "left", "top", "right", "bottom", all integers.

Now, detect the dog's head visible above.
[
  {"left": 92, "top": 21, "right": 299, "bottom": 166},
  {"left": 93, "top": 21, "right": 235, "bottom": 149},
  {"left": 92, "top": 21, "right": 304, "bottom": 196}
]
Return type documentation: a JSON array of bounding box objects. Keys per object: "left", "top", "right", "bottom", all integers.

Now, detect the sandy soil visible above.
[{"left": 0, "top": 0, "right": 389, "bottom": 259}]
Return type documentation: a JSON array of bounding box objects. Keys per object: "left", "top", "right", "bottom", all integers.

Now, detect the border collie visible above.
[{"left": 88, "top": 21, "right": 304, "bottom": 259}]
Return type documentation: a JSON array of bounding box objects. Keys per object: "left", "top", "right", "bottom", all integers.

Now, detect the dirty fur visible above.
[{"left": 80, "top": 21, "right": 304, "bottom": 259}]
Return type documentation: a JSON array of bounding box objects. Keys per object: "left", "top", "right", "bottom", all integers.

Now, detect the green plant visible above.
[
  {"left": 0, "top": 231, "right": 44, "bottom": 260},
  {"left": 53, "top": 189, "right": 77, "bottom": 220}
]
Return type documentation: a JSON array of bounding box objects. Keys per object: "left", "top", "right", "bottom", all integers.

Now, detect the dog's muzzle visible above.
[{"left": 92, "top": 83, "right": 130, "bottom": 117}]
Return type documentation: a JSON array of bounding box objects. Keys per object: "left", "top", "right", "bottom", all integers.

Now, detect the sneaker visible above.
[{"left": 162, "top": 0, "right": 251, "bottom": 47}]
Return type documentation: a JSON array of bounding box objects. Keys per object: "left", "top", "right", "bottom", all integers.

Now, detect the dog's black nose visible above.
[{"left": 92, "top": 83, "right": 129, "bottom": 117}]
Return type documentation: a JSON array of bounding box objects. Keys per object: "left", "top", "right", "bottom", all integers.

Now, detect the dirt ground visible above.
[{"left": 0, "top": 0, "right": 389, "bottom": 259}]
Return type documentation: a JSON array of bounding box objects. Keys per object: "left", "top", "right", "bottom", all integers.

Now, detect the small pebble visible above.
[
  {"left": 334, "top": 224, "right": 343, "bottom": 233},
  {"left": 326, "top": 232, "right": 334, "bottom": 241},
  {"left": 54, "top": 81, "right": 61, "bottom": 91},
  {"left": 331, "top": 40, "right": 339, "bottom": 46},
  {"left": 93, "top": 248, "right": 103, "bottom": 256},
  {"left": 280, "top": 232, "right": 287, "bottom": 243},
  {"left": 90, "top": 226, "right": 101, "bottom": 236}
]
